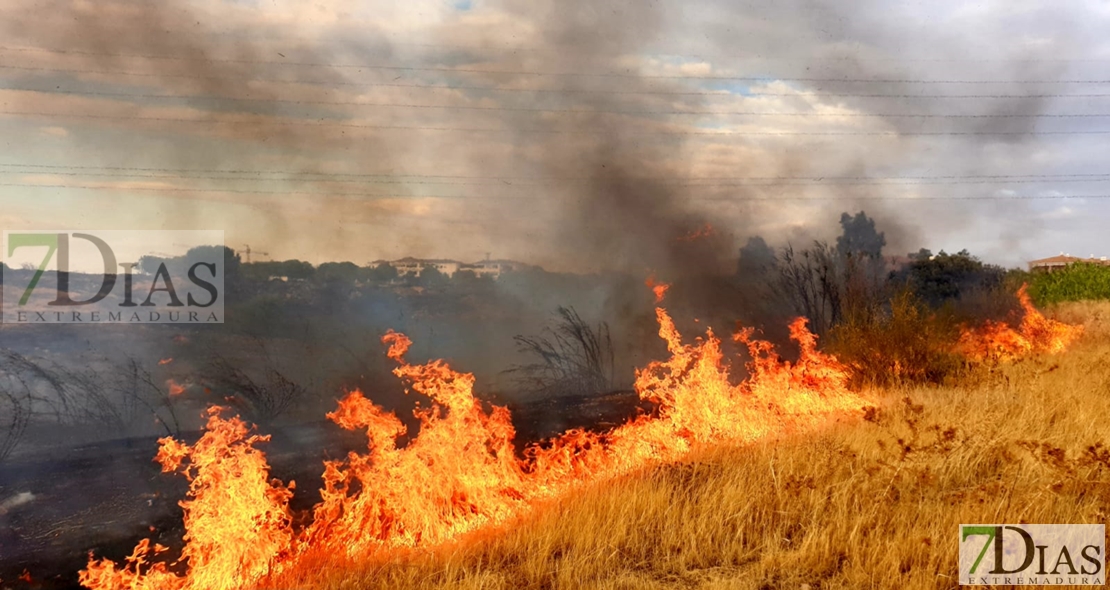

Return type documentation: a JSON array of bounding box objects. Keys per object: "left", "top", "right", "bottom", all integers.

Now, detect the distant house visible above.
[
  {"left": 369, "top": 257, "right": 535, "bottom": 279},
  {"left": 461, "top": 259, "right": 533, "bottom": 278},
  {"left": 388, "top": 257, "right": 464, "bottom": 277},
  {"left": 1028, "top": 253, "right": 1110, "bottom": 273}
]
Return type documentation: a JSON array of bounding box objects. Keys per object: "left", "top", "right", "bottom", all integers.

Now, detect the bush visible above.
[
  {"left": 895, "top": 249, "right": 1004, "bottom": 308},
  {"left": 508, "top": 307, "right": 615, "bottom": 399},
  {"left": 1027, "top": 263, "right": 1110, "bottom": 305},
  {"left": 827, "top": 290, "right": 965, "bottom": 388}
]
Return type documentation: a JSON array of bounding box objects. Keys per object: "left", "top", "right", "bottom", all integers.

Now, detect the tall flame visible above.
[
  {"left": 81, "top": 304, "right": 868, "bottom": 590},
  {"left": 958, "top": 284, "right": 1083, "bottom": 363},
  {"left": 81, "top": 408, "right": 295, "bottom": 590}
]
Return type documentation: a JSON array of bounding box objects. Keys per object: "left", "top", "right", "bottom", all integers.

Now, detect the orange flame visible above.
[
  {"left": 957, "top": 284, "right": 1083, "bottom": 363},
  {"left": 81, "top": 301, "right": 868, "bottom": 590},
  {"left": 159, "top": 358, "right": 174, "bottom": 366},
  {"left": 81, "top": 408, "right": 295, "bottom": 590},
  {"left": 645, "top": 274, "right": 670, "bottom": 304},
  {"left": 167, "top": 379, "right": 186, "bottom": 397},
  {"left": 677, "top": 223, "right": 714, "bottom": 242}
]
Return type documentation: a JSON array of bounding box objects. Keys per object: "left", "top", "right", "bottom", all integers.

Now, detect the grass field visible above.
[{"left": 306, "top": 302, "right": 1110, "bottom": 590}]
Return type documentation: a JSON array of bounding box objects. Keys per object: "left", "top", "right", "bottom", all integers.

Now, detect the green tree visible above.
[
  {"left": 361, "top": 263, "right": 398, "bottom": 283},
  {"left": 900, "top": 249, "right": 1003, "bottom": 306},
  {"left": 836, "top": 211, "right": 886, "bottom": 259},
  {"left": 317, "top": 261, "right": 359, "bottom": 283},
  {"left": 414, "top": 266, "right": 449, "bottom": 289}
]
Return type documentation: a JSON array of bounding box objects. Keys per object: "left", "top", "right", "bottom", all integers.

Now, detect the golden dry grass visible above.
[{"left": 305, "top": 301, "right": 1110, "bottom": 590}]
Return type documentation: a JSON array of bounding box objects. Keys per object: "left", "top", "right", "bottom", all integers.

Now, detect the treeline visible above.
[{"left": 734, "top": 212, "right": 1022, "bottom": 388}]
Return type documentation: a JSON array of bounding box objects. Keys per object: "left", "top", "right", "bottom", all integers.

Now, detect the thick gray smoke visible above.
[
  {"left": 420, "top": 0, "right": 1088, "bottom": 275},
  {"left": 1, "top": 0, "right": 1094, "bottom": 270}
]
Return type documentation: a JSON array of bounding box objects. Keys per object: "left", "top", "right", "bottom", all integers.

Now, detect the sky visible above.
[{"left": 1, "top": 0, "right": 1110, "bottom": 272}]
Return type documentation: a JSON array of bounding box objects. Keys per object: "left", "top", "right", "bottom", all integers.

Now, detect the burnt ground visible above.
[{"left": 0, "top": 391, "right": 645, "bottom": 590}]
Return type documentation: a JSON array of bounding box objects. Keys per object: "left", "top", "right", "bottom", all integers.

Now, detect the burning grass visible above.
[
  {"left": 79, "top": 298, "right": 871, "bottom": 590},
  {"left": 956, "top": 284, "right": 1084, "bottom": 363},
  {"left": 77, "top": 292, "right": 1097, "bottom": 590},
  {"left": 310, "top": 300, "right": 1110, "bottom": 590}
]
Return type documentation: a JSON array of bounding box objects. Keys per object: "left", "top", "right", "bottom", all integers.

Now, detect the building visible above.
[
  {"left": 386, "top": 257, "right": 464, "bottom": 277},
  {"left": 461, "top": 258, "right": 533, "bottom": 278},
  {"left": 1028, "top": 253, "right": 1110, "bottom": 273},
  {"left": 368, "top": 257, "right": 535, "bottom": 279}
]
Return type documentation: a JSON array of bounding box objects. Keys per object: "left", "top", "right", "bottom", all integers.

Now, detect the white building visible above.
[
  {"left": 387, "top": 257, "right": 464, "bottom": 277},
  {"left": 369, "top": 257, "right": 534, "bottom": 279},
  {"left": 461, "top": 259, "right": 533, "bottom": 278}
]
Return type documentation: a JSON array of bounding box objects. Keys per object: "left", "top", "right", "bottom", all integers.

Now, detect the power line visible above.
[
  {"left": 0, "top": 180, "right": 1104, "bottom": 201},
  {"left": 3, "top": 49, "right": 1110, "bottom": 83},
  {"left": 10, "top": 86, "right": 1110, "bottom": 118},
  {"left": 5, "top": 169, "right": 1110, "bottom": 187},
  {"left": 6, "top": 44, "right": 1110, "bottom": 83},
  {"left": 7, "top": 63, "right": 1110, "bottom": 99},
  {"left": 4, "top": 163, "right": 1109, "bottom": 182},
  {"left": 4, "top": 110, "right": 1110, "bottom": 136},
  {"left": 6, "top": 39, "right": 1110, "bottom": 65}
]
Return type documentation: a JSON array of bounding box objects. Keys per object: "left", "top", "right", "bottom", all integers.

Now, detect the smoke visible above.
[
  {"left": 424, "top": 0, "right": 1088, "bottom": 275},
  {"left": 0, "top": 0, "right": 1095, "bottom": 268}
]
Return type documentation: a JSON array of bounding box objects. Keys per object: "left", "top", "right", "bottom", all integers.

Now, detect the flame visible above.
[
  {"left": 957, "top": 284, "right": 1083, "bottom": 363},
  {"left": 677, "top": 223, "right": 714, "bottom": 242},
  {"left": 645, "top": 274, "right": 670, "bottom": 304},
  {"left": 80, "top": 408, "right": 295, "bottom": 590},
  {"left": 81, "top": 302, "right": 868, "bottom": 590},
  {"left": 159, "top": 358, "right": 174, "bottom": 366},
  {"left": 19, "top": 570, "right": 32, "bottom": 584},
  {"left": 167, "top": 379, "right": 186, "bottom": 397}
]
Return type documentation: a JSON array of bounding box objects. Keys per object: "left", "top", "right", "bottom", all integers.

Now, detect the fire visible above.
[
  {"left": 80, "top": 302, "right": 868, "bottom": 590},
  {"left": 958, "top": 284, "right": 1083, "bottom": 363},
  {"left": 159, "top": 358, "right": 174, "bottom": 366},
  {"left": 80, "top": 408, "right": 295, "bottom": 590},
  {"left": 167, "top": 379, "right": 186, "bottom": 397},
  {"left": 677, "top": 223, "right": 714, "bottom": 242},
  {"left": 645, "top": 274, "right": 670, "bottom": 304}
]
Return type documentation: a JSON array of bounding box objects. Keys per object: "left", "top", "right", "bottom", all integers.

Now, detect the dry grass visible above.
[{"left": 305, "top": 301, "right": 1110, "bottom": 590}]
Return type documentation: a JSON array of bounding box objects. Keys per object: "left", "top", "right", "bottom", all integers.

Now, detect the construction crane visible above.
[{"left": 241, "top": 244, "right": 270, "bottom": 264}]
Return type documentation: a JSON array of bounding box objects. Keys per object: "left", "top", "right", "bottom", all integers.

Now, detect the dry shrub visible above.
[
  {"left": 1050, "top": 299, "right": 1110, "bottom": 341},
  {"left": 826, "top": 290, "right": 965, "bottom": 388}
]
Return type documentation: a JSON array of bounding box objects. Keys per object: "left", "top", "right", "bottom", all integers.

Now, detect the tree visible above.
[
  {"left": 414, "top": 266, "right": 449, "bottom": 289},
  {"left": 836, "top": 211, "right": 886, "bottom": 259},
  {"left": 775, "top": 211, "right": 892, "bottom": 336},
  {"left": 737, "top": 236, "right": 777, "bottom": 279},
  {"left": 317, "top": 261, "right": 359, "bottom": 283},
  {"left": 361, "top": 263, "right": 398, "bottom": 284},
  {"left": 899, "top": 249, "right": 1004, "bottom": 307},
  {"left": 775, "top": 242, "right": 844, "bottom": 336}
]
